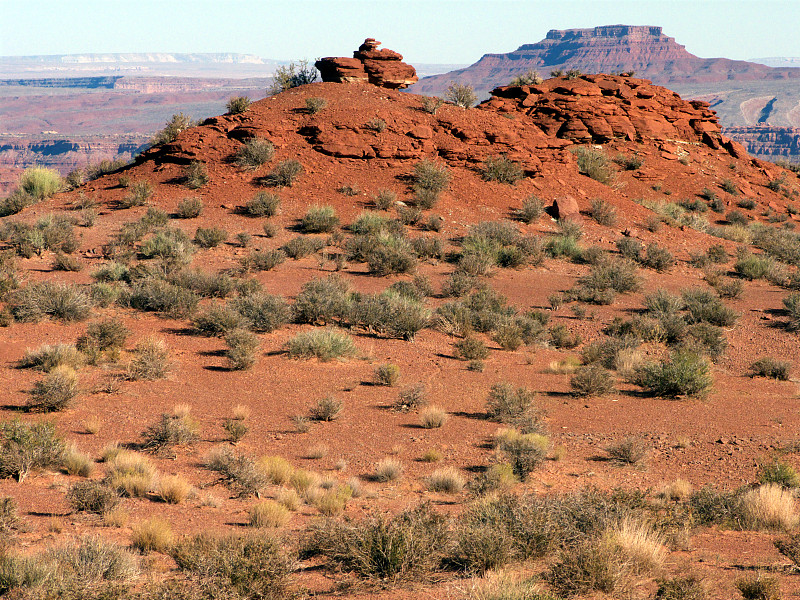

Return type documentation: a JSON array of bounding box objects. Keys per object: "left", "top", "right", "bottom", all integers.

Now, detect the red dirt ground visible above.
[{"left": 2, "top": 78, "right": 800, "bottom": 599}]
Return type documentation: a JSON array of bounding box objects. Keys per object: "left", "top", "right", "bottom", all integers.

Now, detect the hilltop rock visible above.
[
  {"left": 482, "top": 74, "right": 726, "bottom": 149},
  {"left": 316, "top": 38, "right": 418, "bottom": 89}
]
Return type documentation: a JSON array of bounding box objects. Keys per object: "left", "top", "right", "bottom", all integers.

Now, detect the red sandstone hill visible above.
[{"left": 3, "top": 40, "right": 800, "bottom": 599}]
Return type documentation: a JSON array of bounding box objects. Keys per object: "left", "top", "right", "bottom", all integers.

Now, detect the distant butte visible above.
[{"left": 315, "top": 38, "right": 419, "bottom": 89}]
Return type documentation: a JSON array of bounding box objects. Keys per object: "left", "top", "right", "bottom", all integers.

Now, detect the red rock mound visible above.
[
  {"left": 483, "top": 74, "right": 748, "bottom": 157},
  {"left": 315, "top": 38, "right": 418, "bottom": 89}
]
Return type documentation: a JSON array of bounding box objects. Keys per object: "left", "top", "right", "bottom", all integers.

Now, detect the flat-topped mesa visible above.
[
  {"left": 482, "top": 73, "right": 747, "bottom": 156},
  {"left": 315, "top": 38, "right": 418, "bottom": 89}
]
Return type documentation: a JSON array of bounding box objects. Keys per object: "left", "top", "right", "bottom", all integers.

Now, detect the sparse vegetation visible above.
[
  {"left": 573, "top": 146, "right": 615, "bottom": 184},
  {"left": 480, "top": 155, "right": 524, "bottom": 184},
  {"left": 302, "top": 204, "right": 339, "bottom": 233},
  {"left": 264, "top": 159, "right": 303, "bottom": 187},
  {"left": 0, "top": 420, "right": 65, "bottom": 482},
  {"left": 226, "top": 95, "right": 251, "bottom": 114},
  {"left": 305, "top": 96, "right": 327, "bottom": 114},
  {"left": 18, "top": 166, "right": 62, "bottom": 200},
  {"left": 445, "top": 81, "right": 477, "bottom": 108},
  {"left": 150, "top": 112, "right": 196, "bottom": 145},
  {"left": 269, "top": 59, "right": 317, "bottom": 94},
  {"left": 285, "top": 328, "right": 356, "bottom": 361},
  {"left": 235, "top": 137, "right": 275, "bottom": 170},
  {"left": 183, "top": 160, "right": 209, "bottom": 189}
]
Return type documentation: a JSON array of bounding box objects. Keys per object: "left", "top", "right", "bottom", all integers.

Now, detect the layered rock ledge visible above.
[{"left": 315, "top": 38, "right": 418, "bottom": 89}]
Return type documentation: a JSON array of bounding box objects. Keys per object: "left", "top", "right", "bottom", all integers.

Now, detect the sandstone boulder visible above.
[{"left": 316, "top": 38, "right": 418, "bottom": 89}]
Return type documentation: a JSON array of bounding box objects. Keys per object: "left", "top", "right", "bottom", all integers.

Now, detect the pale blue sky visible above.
[{"left": 2, "top": 0, "right": 797, "bottom": 63}]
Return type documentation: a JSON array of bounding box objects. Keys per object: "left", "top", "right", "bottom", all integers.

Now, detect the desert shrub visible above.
[
  {"left": 750, "top": 357, "right": 791, "bottom": 380},
  {"left": 263, "top": 159, "right": 303, "bottom": 187},
  {"left": 141, "top": 413, "right": 199, "bottom": 453},
  {"left": 123, "top": 278, "right": 199, "bottom": 317},
  {"left": 270, "top": 58, "right": 317, "bottom": 93},
  {"left": 425, "top": 466, "right": 463, "bottom": 493},
  {"left": 518, "top": 195, "right": 545, "bottom": 224},
  {"left": 168, "top": 269, "right": 234, "bottom": 298},
  {"left": 573, "top": 146, "right": 614, "bottom": 184},
  {"left": 305, "top": 96, "right": 327, "bottom": 114},
  {"left": 150, "top": 112, "right": 196, "bottom": 145},
  {"left": 544, "top": 540, "right": 627, "bottom": 597},
  {"left": 245, "top": 191, "right": 280, "bottom": 217},
  {"left": 613, "top": 152, "right": 643, "bottom": 170},
  {"left": 309, "top": 396, "right": 343, "bottom": 421},
  {"left": 642, "top": 243, "right": 675, "bottom": 272},
  {"left": 281, "top": 235, "right": 325, "bottom": 259},
  {"left": 590, "top": 199, "right": 617, "bottom": 226},
  {"left": 394, "top": 383, "right": 428, "bottom": 412},
  {"left": 235, "top": 137, "right": 275, "bottom": 170},
  {"left": 183, "top": 161, "right": 209, "bottom": 189},
  {"left": 759, "top": 459, "right": 800, "bottom": 488},
  {"left": 549, "top": 324, "right": 582, "bottom": 348},
  {"left": 775, "top": 532, "right": 800, "bottom": 568},
  {"left": 734, "top": 252, "right": 777, "bottom": 281},
  {"left": 191, "top": 304, "right": 244, "bottom": 337},
  {"left": 230, "top": 293, "right": 291, "bottom": 333},
  {"left": 302, "top": 204, "right": 339, "bottom": 233},
  {"left": 414, "top": 158, "right": 450, "bottom": 194},
  {"left": 0, "top": 420, "right": 65, "bottom": 482},
  {"left": 68, "top": 481, "right": 118, "bottom": 514},
  {"left": 735, "top": 575, "right": 781, "bottom": 600},
  {"left": 293, "top": 275, "right": 351, "bottom": 325},
  {"left": 348, "top": 292, "right": 430, "bottom": 340},
  {"left": 10, "top": 282, "right": 92, "bottom": 323},
  {"left": 372, "top": 189, "right": 397, "bottom": 210},
  {"left": 118, "top": 180, "right": 153, "bottom": 208},
  {"left": 226, "top": 95, "right": 251, "bottom": 114},
  {"left": 194, "top": 226, "right": 228, "bottom": 248},
  {"left": 616, "top": 237, "right": 643, "bottom": 261},
  {"left": 605, "top": 437, "right": 648, "bottom": 466},
  {"left": 205, "top": 446, "right": 267, "bottom": 497},
  {"left": 18, "top": 166, "right": 62, "bottom": 200},
  {"left": 249, "top": 500, "right": 290, "bottom": 528},
  {"left": 784, "top": 293, "right": 800, "bottom": 331},
  {"left": 225, "top": 328, "right": 260, "bottom": 370},
  {"left": 127, "top": 336, "right": 172, "bottom": 381},
  {"left": 486, "top": 383, "right": 539, "bottom": 429},
  {"left": 420, "top": 405, "right": 448, "bottom": 429},
  {"left": 445, "top": 81, "right": 477, "bottom": 108},
  {"left": 157, "top": 474, "right": 191, "bottom": 504},
  {"left": 131, "top": 517, "right": 174, "bottom": 553},
  {"left": 286, "top": 328, "right": 356, "bottom": 361},
  {"left": 137, "top": 228, "right": 195, "bottom": 269},
  {"left": 455, "top": 336, "right": 489, "bottom": 360},
  {"left": 570, "top": 364, "right": 615, "bottom": 397},
  {"left": 0, "top": 497, "right": 21, "bottom": 537},
  {"left": 51, "top": 252, "right": 83, "bottom": 272},
  {"left": 634, "top": 350, "right": 712, "bottom": 398},
  {"left": 19, "top": 343, "right": 85, "bottom": 372},
  {"left": 480, "top": 155, "right": 524, "bottom": 184},
  {"left": 304, "top": 503, "right": 447, "bottom": 581},
  {"left": 242, "top": 249, "right": 287, "bottom": 273},
  {"left": 421, "top": 95, "right": 445, "bottom": 114},
  {"left": 682, "top": 288, "right": 738, "bottom": 327},
  {"left": 27, "top": 366, "right": 79, "bottom": 412},
  {"left": 654, "top": 575, "right": 707, "bottom": 600},
  {"left": 0, "top": 189, "right": 36, "bottom": 217},
  {"left": 495, "top": 429, "right": 550, "bottom": 479},
  {"left": 374, "top": 363, "right": 400, "bottom": 386}
]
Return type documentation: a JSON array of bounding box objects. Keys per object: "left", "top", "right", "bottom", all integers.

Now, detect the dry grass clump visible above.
[
  {"left": 419, "top": 405, "right": 448, "bottom": 429},
  {"left": 660, "top": 479, "right": 694, "bottom": 502},
  {"left": 374, "top": 457, "right": 404, "bottom": 482},
  {"left": 236, "top": 138, "right": 275, "bottom": 170},
  {"left": 62, "top": 444, "right": 94, "bottom": 477},
  {"left": 285, "top": 328, "right": 356, "bottom": 361},
  {"left": 205, "top": 446, "right": 267, "bottom": 497},
  {"left": 605, "top": 517, "right": 666, "bottom": 574},
  {"left": 305, "top": 444, "right": 329, "bottom": 459},
  {"left": 374, "top": 363, "right": 400, "bottom": 386},
  {"left": 141, "top": 413, "right": 199, "bottom": 453},
  {"left": 309, "top": 396, "right": 343, "bottom": 421},
  {"left": 258, "top": 455, "right": 294, "bottom": 485},
  {"left": 0, "top": 420, "right": 65, "bottom": 483},
  {"left": 289, "top": 468, "right": 319, "bottom": 494},
  {"left": 249, "top": 500, "right": 290, "bottom": 528},
  {"left": 102, "top": 507, "right": 129, "bottom": 528},
  {"left": 132, "top": 517, "right": 174, "bottom": 553},
  {"left": 605, "top": 437, "right": 648, "bottom": 467},
  {"left": 494, "top": 429, "right": 550, "bottom": 479},
  {"left": 735, "top": 574, "right": 781, "bottom": 600},
  {"left": 314, "top": 486, "right": 353, "bottom": 516},
  {"left": 157, "top": 474, "right": 191, "bottom": 504},
  {"left": 27, "top": 366, "right": 80, "bottom": 412},
  {"left": 105, "top": 450, "right": 156, "bottom": 497},
  {"left": 67, "top": 480, "right": 118, "bottom": 514},
  {"left": 740, "top": 484, "right": 798, "bottom": 530},
  {"left": 19, "top": 343, "right": 85, "bottom": 372},
  {"left": 426, "top": 467, "right": 465, "bottom": 494},
  {"left": 276, "top": 488, "right": 301, "bottom": 511}
]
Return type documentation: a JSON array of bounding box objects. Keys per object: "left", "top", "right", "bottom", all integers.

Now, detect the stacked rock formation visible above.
[
  {"left": 315, "top": 39, "right": 418, "bottom": 89},
  {"left": 482, "top": 74, "right": 746, "bottom": 154}
]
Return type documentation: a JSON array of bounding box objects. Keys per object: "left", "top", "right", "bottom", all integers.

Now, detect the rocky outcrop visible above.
[
  {"left": 725, "top": 126, "right": 800, "bottom": 161},
  {"left": 316, "top": 39, "right": 418, "bottom": 89},
  {"left": 412, "top": 25, "right": 800, "bottom": 97},
  {"left": 482, "top": 74, "right": 726, "bottom": 148}
]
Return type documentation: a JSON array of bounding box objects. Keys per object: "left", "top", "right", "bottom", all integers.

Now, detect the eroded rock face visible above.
[
  {"left": 483, "top": 74, "right": 724, "bottom": 148},
  {"left": 315, "top": 39, "right": 418, "bottom": 89}
]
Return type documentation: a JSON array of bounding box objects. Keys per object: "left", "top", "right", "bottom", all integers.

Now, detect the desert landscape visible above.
[{"left": 2, "top": 32, "right": 800, "bottom": 600}]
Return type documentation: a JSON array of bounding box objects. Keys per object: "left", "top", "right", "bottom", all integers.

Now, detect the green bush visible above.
[
  {"left": 192, "top": 304, "right": 245, "bottom": 337},
  {"left": 302, "top": 205, "right": 339, "bottom": 233},
  {"left": 445, "top": 82, "right": 477, "bottom": 108},
  {"left": 480, "top": 155, "right": 524, "bottom": 184},
  {"left": 138, "top": 227, "right": 195, "bottom": 268},
  {"left": 374, "top": 363, "right": 400, "bottom": 386},
  {"left": 573, "top": 146, "right": 615, "bottom": 184},
  {"left": 9, "top": 282, "right": 92, "bottom": 323},
  {"left": 263, "top": 159, "right": 303, "bottom": 187},
  {"left": 168, "top": 269, "right": 234, "bottom": 298},
  {"left": 18, "top": 167, "right": 62, "bottom": 200},
  {"left": 0, "top": 419, "right": 65, "bottom": 482},
  {"left": 414, "top": 159, "right": 450, "bottom": 195},
  {"left": 245, "top": 191, "right": 280, "bottom": 217},
  {"left": 141, "top": 413, "right": 198, "bottom": 453},
  {"left": 235, "top": 137, "right": 275, "bottom": 170},
  {"left": 225, "top": 328, "right": 260, "bottom": 370},
  {"left": 119, "top": 180, "right": 153, "bottom": 208},
  {"left": 486, "top": 382, "right": 539, "bottom": 429},
  {"left": 590, "top": 199, "right": 617, "bottom": 226},
  {"left": 292, "top": 274, "right": 351, "bottom": 325},
  {"left": 519, "top": 195, "right": 545, "bottom": 223},
  {"left": 784, "top": 293, "right": 800, "bottom": 331},
  {"left": 348, "top": 292, "right": 430, "bottom": 340},
  {"left": 231, "top": 292, "right": 291, "bottom": 333},
  {"left": 172, "top": 532, "right": 295, "bottom": 599},
  {"left": 123, "top": 278, "right": 199, "bottom": 317},
  {"left": 285, "top": 328, "right": 356, "bottom": 361},
  {"left": 150, "top": 112, "right": 196, "bottom": 146},
  {"left": 681, "top": 289, "right": 738, "bottom": 327},
  {"left": 283, "top": 235, "right": 325, "bottom": 259},
  {"left": 269, "top": 59, "right": 317, "bottom": 94},
  {"left": 77, "top": 318, "right": 129, "bottom": 354},
  {"left": 759, "top": 459, "right": 800, "bottom": 488},
  {"left": 750, "top": 357, "right": 792, "bottom": 380},
  {"left": 303, "top": 504, "right": 448, "bottom": 581},
  {"left": 545, "top": 540, "right": 626, "bottom": 597},
  {"left": 242, "top": 248, "right": 286, "bottom": 271},
  {"left": 613, "top": 152, "right": 644, "bottom": 171},
  {"left": 635, "top": 350, "right": 712, "bottom": 398},
  {"left": 305, "top": 96, "right": 327, "bottom": 114},
  {"left": 496, "top": 429, "right": 550, "bottom": 479},
  {"left": 570, "top": 364, "right": 616, "bottom": 397},
  {"left": 194, "top": 227, "right": 228, "bottom": 248},
  {"left": 642, "top": 243, "right": 675, "bottom": 272},
  {"left": 184, "top": 161, "right": 208, "bottom": 189},
  {"left": 226, "top": 95, "right": 251, "bottom": 114}
]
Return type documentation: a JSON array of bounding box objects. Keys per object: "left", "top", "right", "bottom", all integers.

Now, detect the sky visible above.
[{"left": 1, "top": 0, "right": 798, "bottom": 64}]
